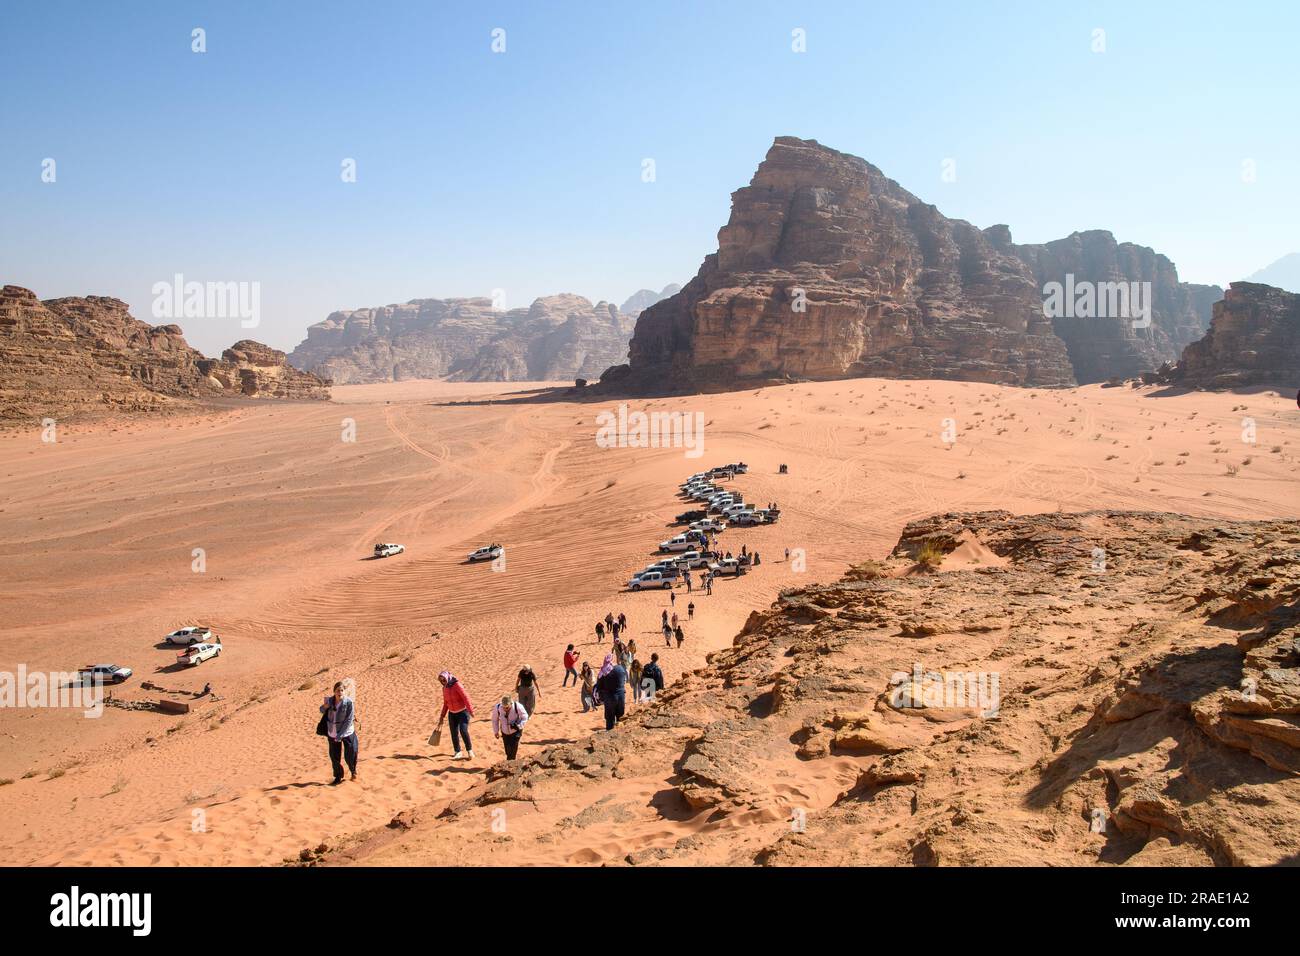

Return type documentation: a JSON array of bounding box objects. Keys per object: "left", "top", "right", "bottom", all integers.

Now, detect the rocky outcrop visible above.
[
  {"left": 1014, "top": 230, "right": 1220, "bottom": 383},
  {"left": 617, "top": 137, "right": 1077, "bottom": 391},
  {"left": 200, "top": 340, "right": 331, "bottom": 400},
  {"left": 1164, "top": 282, "right": 1300, "bottom": 389},
  {"left": 0, "top": 285, "right": 328, "bottom": 421},
  {"left": 619, "top": 284, "right": 681, "bottom": 317},
  {"left": 287, "top": 294, "right": 635, "bottom": 384},
  {"left": 313, "top": 510, "right": 1300, "bottom": 868},
  {"left": 607, "top": 137, "right": 1223, "bottom": 392}
]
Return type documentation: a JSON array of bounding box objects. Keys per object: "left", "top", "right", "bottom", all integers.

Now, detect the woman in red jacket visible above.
[{"left": 437, "top": 670, "right": 475, "bottom": 760}]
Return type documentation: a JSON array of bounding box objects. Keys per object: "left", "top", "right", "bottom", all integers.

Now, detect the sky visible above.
[{"left": 2, "top": 0, "right": 1297, "bottom": 357}]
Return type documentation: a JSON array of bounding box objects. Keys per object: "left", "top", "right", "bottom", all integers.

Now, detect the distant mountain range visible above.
[
  {"left": 285, "top": 285, "right": 684, "bottom": 385},
  {"left": 1247, "top": 254, "right": 1300, "bottom": 294},
  {"left": 619, "top": 285, "right": 681, "bottom": 317},
  {"left": 287, "top": 294, "right": 637, "bottom": 385}
]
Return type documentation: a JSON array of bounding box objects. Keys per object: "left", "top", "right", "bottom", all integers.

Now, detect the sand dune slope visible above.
[{"left": 0, "top": 378, "right": 1296, "bottom": 865}]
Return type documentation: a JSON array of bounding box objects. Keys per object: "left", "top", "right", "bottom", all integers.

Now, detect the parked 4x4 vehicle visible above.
[
  {"left": 77, "top": 664, "right": 133, "bottom": 684},
  {"left": 176, "top": 642, "right": 221, "bottom": 667},
  {"left": 689, "top": 517, "right": 726, "bottom": 533},
  {"left": 629, "top": 571, "right": 674, "bottom": 590},
  {"left": 658, "top": 534, "right": 698, "bottom": 553},
  {"left": 707, "top": 558, "right": 747, "bottom": 578},
  {"left": 165, "top": 626, "right": 213, "bottom": 645}
]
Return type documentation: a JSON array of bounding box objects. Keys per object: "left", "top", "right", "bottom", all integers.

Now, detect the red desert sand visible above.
[{"left": 0, "top": 378, "right": 1297, "bottom": 865}]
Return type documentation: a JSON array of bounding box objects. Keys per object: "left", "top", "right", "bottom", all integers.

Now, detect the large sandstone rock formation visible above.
[
  {"left": 313, "top": 510, "right": 1300, "bottom": 867},
  {"left": 0, "top": 285, "right": 328, "bottom": 421},
  {"left": 606, "top": 137, "right": 1220, "bottom": 392},
  {"left": 1013, "top": 230, "right": 1220, "bottom": 383},
  {"left": 616, "top": 137, "right": 1076, "bottom": 391},
  {"left": 1165, "top": 282, "right": 1300, "bottom": 388},
  {"left": 287, "top": 294, "right": 634, "bottom": 384},
  {"left": 200, "top": 340, "right": 332, "bottom": 401}
]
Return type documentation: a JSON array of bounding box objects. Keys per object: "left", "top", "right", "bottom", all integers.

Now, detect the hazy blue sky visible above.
[{"left": 2, "top": 0, "right": 1296, "bottom": 356}]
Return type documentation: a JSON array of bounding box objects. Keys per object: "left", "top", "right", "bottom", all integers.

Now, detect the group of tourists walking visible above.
[
  {"left": 318, "top": 535, "right": 715, "bottom": 781},
  {"left": 432, "top": 667, "right": 541, "bottom": 762}
]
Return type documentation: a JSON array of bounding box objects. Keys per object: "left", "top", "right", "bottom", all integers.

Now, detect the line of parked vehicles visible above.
[{"left": 627, "top": 462, "right": 778, "bottom": 590}]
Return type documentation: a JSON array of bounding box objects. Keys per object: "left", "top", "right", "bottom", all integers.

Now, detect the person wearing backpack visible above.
[
  {"left": 642, "top": 654, "right": 665, "bottom": 700},
  {"left": 493, "top": 694, "right": 529, "bottom": 760},
  {"left": 596, "top": 654, "right": 627, "bottom": 730}
]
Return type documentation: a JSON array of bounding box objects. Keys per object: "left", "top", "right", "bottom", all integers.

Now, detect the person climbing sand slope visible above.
[
  {"left": 579, "top": 661, "right": 596, "bottom": 713},
  {"left": 319, "top": 679, "right": 358, "bottom": 785},
  {"left": 516, "top": 665, "right": 540, "bottom": 718},
  {"left": 596, "top": 653, "right": 625, "bottom": 730},
  {"left": 437, "top": 670, "right": 475, "bottom": 760},
  {"left": 492, "top": 693, "right": 529, "bottom": 760}
]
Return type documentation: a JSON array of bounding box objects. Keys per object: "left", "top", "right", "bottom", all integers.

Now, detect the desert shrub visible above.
[{"left": 914, "top": 540, "right": 945, "bottom": 569}]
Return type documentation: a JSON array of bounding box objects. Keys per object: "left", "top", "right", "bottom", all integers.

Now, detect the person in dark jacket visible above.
[
  {"left": 319, "top": 681, "right": 359, "bottom": 784},
  {"left": 596, "top": 656, "right": 627, "bottom": 730},
  {"left": 641, "top": 654, "right": 665, "bottom": 700}
]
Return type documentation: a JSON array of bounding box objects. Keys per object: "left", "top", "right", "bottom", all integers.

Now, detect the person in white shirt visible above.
[{"left": 493, "top": 694, "right": 529, "bottom": 760}]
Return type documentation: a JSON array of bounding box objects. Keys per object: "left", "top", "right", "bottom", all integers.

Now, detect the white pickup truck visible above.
[
  {"left": 78, "top": 664, "right": 133, "bottom": 684},
  {"left": 707, "top": 558, "right": 747, "bottom": 578},
  {"left": 629, "top": 571, "right": 673, "bottom": 590},
  {"left": 165, "top": 626, "right": 214, "bottom": 645},
  {"left": 467, "top": 544, "right": 504, "bottom": 562},
  {"left": 176, "top": 642, "right": 221, "bottom": 667},
  {"left": 658, "top": 534, "right": 697, "bottom": 553},
  {"left": 373, "top": 542, "right": 405, "bottom": 558}
]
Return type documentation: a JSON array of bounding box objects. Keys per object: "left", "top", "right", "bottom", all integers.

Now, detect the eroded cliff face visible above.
[
  {"left": 1014, "top": 230, "right": 1220, "bottom": 384},
  {"left": 0, "top": 285, "right": 327, "bottom": 421},
  {"left": 200, "top": 340, "right": 332, "bottom": 401},
  {"left": 287, "top": 294, "right": 634, "bottom": 384},
  {"left": 620, "top": 137, "right": 1076, "bottom": 391},
  {"left": 611, "top": 137, "right": 1222, "bottom": 392},
  {"left": 1166, "top": 282, "right": 1299, "bottom": 389}
]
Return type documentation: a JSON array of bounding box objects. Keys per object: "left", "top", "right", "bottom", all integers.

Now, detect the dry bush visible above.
[{"left": 914, "top": 540, "right": 945, "bottom": 569}]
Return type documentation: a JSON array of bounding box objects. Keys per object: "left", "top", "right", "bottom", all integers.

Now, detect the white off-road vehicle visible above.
[
  {"left": 374, "top": 543, "right": 405, "bottom": 558},
  {"left": 467, "top": 544, "right": 504, "bottom": 562},
  {"left": 78, "top": 664, "right": 133, "bottom": 684},
  {"left": 177, "top": 642, "right": 221, "bottom": 666},
  {"left": 658, "top": 534, "right": 697, "bottom": 553},
  {"left": 165, "top": 626, "right": 213, "bottom": 645},
  {"left": 689, "top": 518, "right": 726, "bottom": 533},
  {"left": 629, "top": 571, "right": 673, "bottom": 590}
]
